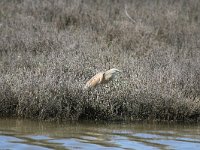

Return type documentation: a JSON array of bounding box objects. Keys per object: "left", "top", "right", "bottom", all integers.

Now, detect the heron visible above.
[{"left": 84, "top": 68, "right": 122, "bottom": 89}]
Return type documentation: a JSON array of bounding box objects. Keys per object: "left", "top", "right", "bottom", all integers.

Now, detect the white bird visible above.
[{"left": 84, "top": 68, "right": 122, "bottom": 89}]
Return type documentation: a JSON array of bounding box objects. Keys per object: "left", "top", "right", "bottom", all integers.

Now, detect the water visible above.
[{"left": 0, "top": 119, "right": 200, "bottom": 150}]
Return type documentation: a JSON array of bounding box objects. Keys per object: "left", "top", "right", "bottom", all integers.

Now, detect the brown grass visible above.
[{"left": 0, "top": 0, "right": 200, "bottom": 122}]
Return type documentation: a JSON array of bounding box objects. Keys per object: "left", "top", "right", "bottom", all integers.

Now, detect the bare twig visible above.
[{"left": 125, "top": 4, "right": 136, "bottom": 24}]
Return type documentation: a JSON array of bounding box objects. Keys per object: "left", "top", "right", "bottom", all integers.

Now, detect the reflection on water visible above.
[{"left": 0, "top": 119, "right": 200, "bottom": 150}]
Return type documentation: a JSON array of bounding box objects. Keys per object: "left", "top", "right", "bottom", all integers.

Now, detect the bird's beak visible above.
[{"left": 117, "top": 70, "right": 122, "bottom": 73}]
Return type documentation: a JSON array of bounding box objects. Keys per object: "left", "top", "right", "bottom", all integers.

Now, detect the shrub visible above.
[{"left": 0, "top": 0, "right": 199, "bottom": 122}]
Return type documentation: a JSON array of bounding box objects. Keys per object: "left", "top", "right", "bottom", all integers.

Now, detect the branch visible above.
[{"left": 125, "top": 4, "right": 136, "bottom": 24}]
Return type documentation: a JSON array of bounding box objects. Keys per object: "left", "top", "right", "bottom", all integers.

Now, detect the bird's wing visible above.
[
  {"left": 99, "top": 72, "right": 104, "bottom": 83},
  {"left": 85, "top": 72, "right": 103, "bottom": 88}
]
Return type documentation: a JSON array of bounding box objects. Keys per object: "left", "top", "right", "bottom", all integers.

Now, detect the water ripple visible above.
[{"left": 0, "top": 119, "right": 200, "bottom": 150}]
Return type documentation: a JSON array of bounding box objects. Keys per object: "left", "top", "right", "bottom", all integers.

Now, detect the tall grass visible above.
[{"left": 0, "top": 0, "right": 200, "bottom": 122}]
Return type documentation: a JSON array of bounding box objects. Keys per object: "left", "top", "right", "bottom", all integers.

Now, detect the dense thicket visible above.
[{"left": 0, "top": 0, "right": 200, "bottom": 122}]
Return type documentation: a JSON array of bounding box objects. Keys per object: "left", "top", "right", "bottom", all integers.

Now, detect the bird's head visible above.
[
  {"left": 104, "top": 68, "right": 122, "bottom": 80},
  {"left": 109, "top": 68, "right": 122, "bottom": 73}
]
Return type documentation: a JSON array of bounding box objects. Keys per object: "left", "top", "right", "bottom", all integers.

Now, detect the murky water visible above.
[{"left": 0, "top": 119, "right": 200, "bottom": 150}]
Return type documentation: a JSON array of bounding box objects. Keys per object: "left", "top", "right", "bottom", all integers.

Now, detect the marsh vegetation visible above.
[{"left": 0, "top": 0, "right": 200, "bottom": 122}]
